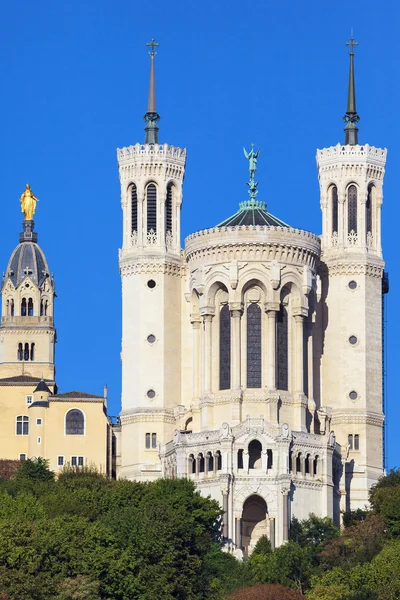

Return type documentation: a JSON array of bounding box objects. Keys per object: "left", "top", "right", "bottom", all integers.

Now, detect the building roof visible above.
[
  {"left": 50, "top": 390, "right": 104, "bottom": 400},
  {"left": 216, "top": 200, "right": 290, "bottom": 228},
  {"left": 34, "top": 379, "right": 52, "bottom": 394},
  {"left": 0, "top": 375, "right": 55, "bottom": 386},
  {"left": 6, "top": 241, "right": 50, "bottom": 288}
]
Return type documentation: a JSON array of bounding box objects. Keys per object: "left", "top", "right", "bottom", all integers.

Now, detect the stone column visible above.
[
  {"left": 203, "top": 314, "right": 213, "bottom": 393},
  {"left": 265, "top": 304, "right": 278, "bottom": 390},
  {"left": 191, "top": 315, "right": 201, "bottom": 399},
  {"left": 269, "top": 517, "right": 276, "bottom": 550},
  {"left": 291, "top": 452, "right": 297, "bottom": 474},
  {"left": 307, "top": 319, "right": 314, "bottom": 402},
  {"left": 281, "top": 488, "right": 289, "bottom": 542},
  {"left": 222, "top": 492, "right": 229, "bottom": 538},
  {"left": 230, "top": 303, "right": 242, "bottom": 390},
  {"left": 294, "top": 314, "right": 305, "bottom": 394},
  {"left": 359, "top": 191, "right": 367, "bottom": 248},
  {"left": 338, "top": 194, "right": 345, "bottom": 246},
  {"left": 235, "top": 518, "right": 242, "bottom": 550}
]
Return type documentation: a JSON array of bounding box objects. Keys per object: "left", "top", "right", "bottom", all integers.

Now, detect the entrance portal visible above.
[{"left": 241, "top": 494, "right": 268, "bottom": 556}]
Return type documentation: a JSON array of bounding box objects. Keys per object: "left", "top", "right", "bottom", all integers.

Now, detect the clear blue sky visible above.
[{"left": 0, "top": 1, "right": 398, "bottom": 466}]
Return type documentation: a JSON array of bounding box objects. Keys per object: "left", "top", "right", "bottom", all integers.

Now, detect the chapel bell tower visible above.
[
  {"left": 0, "top": 186, "right": 56, "bottom": 381},
  {"left": 316, "top": 37, "right": 387, "bottom": 509},
  {"left": 118, "top": 40, "right": 187, "bottom": 480}
]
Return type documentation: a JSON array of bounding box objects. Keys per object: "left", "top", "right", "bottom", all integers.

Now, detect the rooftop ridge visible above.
[{"left": 317, "top": 143, "right": 387, "bottom": 163}]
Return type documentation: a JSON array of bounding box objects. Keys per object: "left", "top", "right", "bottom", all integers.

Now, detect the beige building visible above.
[
  {"left": 118, "top": 39, "right": 388, "bottom": 554},
  {"left": 0, "top": 206, "right": 114, "bottom": 475}
]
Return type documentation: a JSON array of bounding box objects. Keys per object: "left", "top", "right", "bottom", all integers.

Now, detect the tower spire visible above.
[
  {"left": 144, "top": 38, "right": 160, "bottom": 145},
  {"left": 343, "top": 34, "right": 360, "bottom": 145}
]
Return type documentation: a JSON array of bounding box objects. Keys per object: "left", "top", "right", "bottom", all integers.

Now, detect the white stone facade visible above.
[{"left": 118, "top": 136, "right": 387, "bottom": 553}]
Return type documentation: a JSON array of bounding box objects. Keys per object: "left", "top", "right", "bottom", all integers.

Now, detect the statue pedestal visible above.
[{"left": 20, "top": 220, "right": 38, "bottom": 243}]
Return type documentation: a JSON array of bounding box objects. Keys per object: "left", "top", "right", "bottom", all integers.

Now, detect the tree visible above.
[
  {"left": 54, "top": 576, "right": 105, "bottom": 600},
  {"left": 15, "top": 457, "right": 54, "bottom": 483},
  {"left": 223, "top": 582, "right": 303, "bottom": 599},
  {"left": 251, "top": 536, "right": 272, "bottom": 557},
  {"left": 369, "top": 471, "right": 400, "bottom": 536},
  {"left": 317, "top": 514, "right": 386, "bottom": 571},
  {"left": 289, "top": 514, "right": 338, "bottom": 549},
  {"left": 250, "top": 541, "right": 312, "bottom": 593},
  {"left": 367, "top": 539, "right": 400, "bottom": 600}
]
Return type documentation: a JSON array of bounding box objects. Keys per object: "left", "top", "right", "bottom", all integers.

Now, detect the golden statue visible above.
[{"left": 20, "top": 184, "right": 38, "bottom": 221}]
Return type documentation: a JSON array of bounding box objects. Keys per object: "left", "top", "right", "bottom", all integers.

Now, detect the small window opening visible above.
[
  {"left": 354, "top": 434, "right": 359, "bottom": 450},
  {"left": 237, "top": 449, "right": 243, "bottom": 470},
  {"left": 145, "top": 433, "right": 150, "bottom": 449},
  {"left": 198, "top": 454, "right": 205, "bottom": 473},
  {"left": 248, "top": 440, "right": 262, "bottom": 469},
  {"left": 30, "top": 343, "right": 35, "bottom": 361},
  {"left": 18, "top": 343, "right": 23, "bottom": 361},
  {"left": 24, "top": 343, "right": 29, "bottom": 361},
  {"left": 28, "top": 298, "right": 34, "bottom": 316},
  {"left": 151, "top": 433, "right": 157, "bottom": 448},
  {"left": 267, "top": 449, "right": 273, "bottom": 470},
  {"left": 21, "top": 298, "right": 27, "bottom": 317},
  {"left": 348, "top": 434, "right": 353, "bottom": 450}
]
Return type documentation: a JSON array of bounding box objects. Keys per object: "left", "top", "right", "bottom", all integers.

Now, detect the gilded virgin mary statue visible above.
[{"left": 20, "top": 184, "right": 38, "bottom": 221}]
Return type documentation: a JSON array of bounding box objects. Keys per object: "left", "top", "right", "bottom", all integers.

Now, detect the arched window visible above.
[
  {"left": 267, "top": 449, "right": 273, "bottom": 470},
  {"left": 248, "top": 440, "right": 262, "bottom": 469},
  {"left": 296, "top": 453, "right": 301, "bottom": 473},
  {"left": 24, "top": 343, "right": 29, "bottom": 361},
  {"left": 198, "top": 453, "right": 205, "bottom": 473},
  {"left": 277, "top": 305, "right": 288, "bottom": 391},
  {"left": 189, "top": 454, "right": 196, "bottom": 474},
  {"left": 10, "top": 299, "right": 14, "bottom": 317},
  {"left": 313, "top": 455, "right": 319, "bottom": 476},
  {"left": 331, "top": 185, "right": 338, "bottom": 234},
  {"left": 146, "top": 184, "right": 157, "bottom": 233},
  {"left": 237, "top": 449, "right": 243, "bottom": 469},
  {"left": 40, "top": 300, "right": 44, "bottom": 316},
  {"left": 30, "top": 343, "right": 35, "bottom": 361},
  {"left": 215, "top": 450, "right": 222, "bottom": 471},
  {"left": 219, "top": 304, "right": 231, "bottom": 390},
  {"left": 207, "top": 452, "right": 214, "bottom": 473},
  {"left": 289, "top": 450, "right": 293, "bottom": 472},
  {"left": 65, "top": 409, "right": 85, "bottom": 435},
  {"left": 305, "top": 454, "right": 310, "bottom": 474},
  {"left": 247, "top": 303, "right": 261, "bottom": 388},
  {"left": 348, "top": 184, "right": 358, "bottom": 233},
  {"left": 131, "top": 184, "right": 138, "bottom": 233},
  {"left": 17, "top": 343, "right": 23, "bottom": 361},
  {"left": 28, "top": 298, "right": 34, "bottom": 317},
  {"left": 21, "top": 298, "right": 27, "bottom": 317},
  {"left": 165, "top": 183, "right": 173, "bottom": 235},
  {"left": 16, "top": 415, "right": 29, "bottom": 435},
  {"left": 6, "top": 300, "right": 9, "bottom": 316},
  {"left": 366, "top": 184, "right": 373, "bottom": 237}
]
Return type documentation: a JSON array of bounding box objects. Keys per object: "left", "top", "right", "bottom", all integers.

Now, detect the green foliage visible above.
[
  {"left": 0, "top": 463, "right": 223, "bottom": 600},
  {"left": 203, "top": 545, "right": 253, "bottom": 596},
  {"left": 15, "top": 457, "right": 55, "bottom": 482},
  {"left": 251, "top": 535, "right": 272, "bottom": 557},
  {"left": 317, "top": 515, "right": 386, "bottom": 571},
  {"left": 289, "top": 514, "right": 339, "bottom": 549},
  {"left": 342, "top": 509, "right": 368, "bottom": 528},
  {"left": 250, "top": 541, "right": 312, "bottom": 593},
  {"left": 367, "top": 539, "right": 400, "bottom": 599},
  {"left": 370, "top": 482, "right": 400, "bottom": 535}
]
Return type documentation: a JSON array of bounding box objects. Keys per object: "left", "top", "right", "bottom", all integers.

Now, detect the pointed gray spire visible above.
[
  {"left": 343, "top": 35, "right": 360, "bottom": 145},
  {"left": 144, "top": 39, "right": 160, "bottom": 145}
]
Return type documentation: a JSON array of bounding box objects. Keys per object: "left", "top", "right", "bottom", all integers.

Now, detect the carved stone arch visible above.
[
  {"left": 236, "top": 272, "right": 269, "bottom": 301},
  {"left": 279, "top": 278, "right": 302, "bottom": 306},
  {"left": 204, "top": 279, "right": 230, "bottom": 308},
  {"left": 233, "top": 485, "right": 277, "bottom": 518},
  {"left": 239, "top": 431, "right": 277, "bottom": 451}
]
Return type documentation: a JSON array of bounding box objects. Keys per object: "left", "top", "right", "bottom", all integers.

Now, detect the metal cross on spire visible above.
[
  {"left": 346, "top": 32, "right": 358, "bottom": 55},
  {"left": 146, "top": 38, "right": 159, "bottom": 57}
]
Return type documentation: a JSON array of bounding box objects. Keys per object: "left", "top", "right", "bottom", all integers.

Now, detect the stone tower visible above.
[
  {"left": 118, "top": 40, "right": 187, "bottom": 480},
  {"left": 0, "top": 210, "right": 56, "bottom": 381},
  {"left": 316, "top": 37, "right": 387, "bottom": 510}
]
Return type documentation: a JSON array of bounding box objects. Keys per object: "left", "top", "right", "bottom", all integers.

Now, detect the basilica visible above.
[
  {"left": 0, "top": 38, "right": 388, "bottom": 556},
  {"left": 118, "top": 37, "right": 387, "bottom": 554}
]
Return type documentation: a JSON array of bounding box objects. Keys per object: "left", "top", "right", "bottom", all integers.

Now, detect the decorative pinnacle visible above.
[
  {"left": 343, "top": 32, "right": 360, "bottom": 145},
  {"left": 144, "top": 38, "right": 160, "bottom": 144},
  {"left": 243, "top": 144, "right": 261, "bottom": 205}
]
